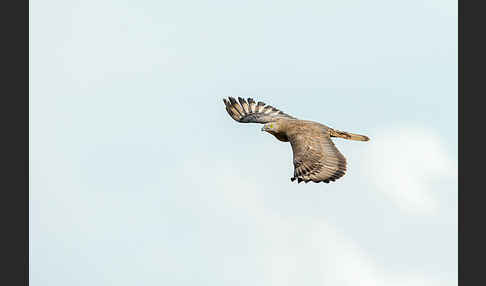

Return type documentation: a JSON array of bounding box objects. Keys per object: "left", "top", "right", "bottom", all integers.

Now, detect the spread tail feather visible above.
[{"left": 329, "top": 128, "right": 370, "bottom": 141}]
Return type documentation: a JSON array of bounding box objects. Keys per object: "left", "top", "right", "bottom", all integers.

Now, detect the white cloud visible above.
[
  {"left": 361, "top": 126, "right": 457, "bottom": 215},
  {"left": 181, "top": 158, "right": 448, "bottom": 286}
]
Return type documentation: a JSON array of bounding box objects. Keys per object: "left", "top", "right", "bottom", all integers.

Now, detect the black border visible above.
[
  {"left": 2, "top": 0, "right": 29, "bottom": 284},
  {"left": 459, "top": 0, "right": 482, "bottom": 284},
  {"left": 458, "top": 0, "right": 462, "bottom": 283}
]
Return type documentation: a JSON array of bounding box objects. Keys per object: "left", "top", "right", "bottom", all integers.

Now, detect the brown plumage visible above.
[{"left": 223, "top": 97, "right": 370, "bottom": 184}]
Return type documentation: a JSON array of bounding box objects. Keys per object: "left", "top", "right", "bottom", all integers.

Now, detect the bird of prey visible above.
[{"left": 223, "top": 97, "right": 370, "bottom": 184}]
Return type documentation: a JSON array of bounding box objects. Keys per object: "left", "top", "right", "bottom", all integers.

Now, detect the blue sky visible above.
[{"left": 30, "top": 0, "right": 457, "bottom": 285}]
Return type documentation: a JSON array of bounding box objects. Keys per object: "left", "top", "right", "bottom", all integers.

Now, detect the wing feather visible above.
[
  {"left": 222, "top": 97, "right": 296, "bottom": 124},
  {"left": 289, "top": 126, "right": 347, "bottom": 184},
  {"left": 247, "top": 98, "right": 257, "bottom": 112}
]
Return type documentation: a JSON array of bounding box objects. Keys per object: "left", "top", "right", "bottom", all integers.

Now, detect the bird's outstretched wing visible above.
[
  {"left": 289, "top": 129, "right": 347, "bottom": 184},
  {"left": 223, "top": 97, "right": 296, "bottom": 124}
]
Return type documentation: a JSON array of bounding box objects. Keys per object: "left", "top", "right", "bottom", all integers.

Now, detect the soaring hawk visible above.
[{"left": 223, "top": 97, "right": 370, "bottom": 184}]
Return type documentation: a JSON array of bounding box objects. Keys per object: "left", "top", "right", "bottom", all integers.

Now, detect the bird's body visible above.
[{"left": 223, "top": 97, "right": 369, "bottom": 184}]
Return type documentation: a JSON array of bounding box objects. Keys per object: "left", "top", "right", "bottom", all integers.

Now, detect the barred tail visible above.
[{"left": 329, "top": 128, "right": 370, "bottom": 141}]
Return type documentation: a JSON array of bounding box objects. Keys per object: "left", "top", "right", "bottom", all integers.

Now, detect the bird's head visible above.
[{"left": 261, "top": 121, "right": 282, "bottom": 134}]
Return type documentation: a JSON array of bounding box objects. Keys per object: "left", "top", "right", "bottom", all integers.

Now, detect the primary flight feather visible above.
[{"left": 223, "top": 97, "right": 370, "bottom": 184}]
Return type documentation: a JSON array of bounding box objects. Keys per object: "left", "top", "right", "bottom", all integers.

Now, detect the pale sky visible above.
[{"left": 30, "top": 0, "right": 457, "bottom": 285}]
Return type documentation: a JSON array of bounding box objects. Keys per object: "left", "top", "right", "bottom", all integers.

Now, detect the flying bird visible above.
[{"left": 223, "top": 97, "right": 370, "bottom": 184}]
